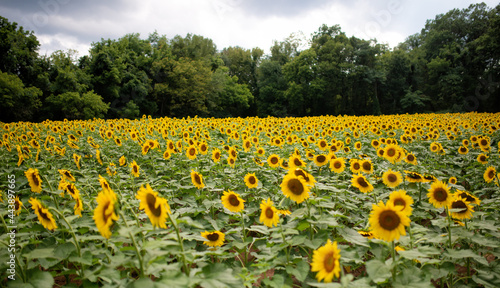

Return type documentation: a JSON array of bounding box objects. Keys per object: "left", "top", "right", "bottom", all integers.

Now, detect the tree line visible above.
[{"left": 1, "top": 3, "right": 499, "bottom": 122}]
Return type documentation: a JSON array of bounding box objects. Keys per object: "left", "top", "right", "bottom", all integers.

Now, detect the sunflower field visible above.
[{"left": 1, "top": 112, "right": 499, "bottom": 288}]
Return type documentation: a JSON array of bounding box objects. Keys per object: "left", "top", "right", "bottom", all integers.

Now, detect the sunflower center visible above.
[
  {"left": 38, "top": 208, "right": 51, "bottom": 221},
  {"left": 407, "top": 155, "right": 415, "bottom": 161},
  {"left": 460, "top": 147, "right": 467, "bottom": 152},
  {"left": 102, "top": 202, "right": 112, "bottom": 223},
  {"left": 357, "top": 177, "right": 369, "bottom": 188},
  {"left": 194, "top": 174, "right": 202, "bottom": 184},
  {"left": 387, "top": 148, "right": 396, "bottom": 157},
  {"left": 433, "top": 188, "right": 448, "bottom": 202},
  {"left": 67, "top": 185, "right": 76, "bottom": 196},
  {"left": 362, "top": 162, "right": 371, "bottom": 171},
  {"left": 480, "top": 139, "right": 487, "bottom": 146},
  {"left": 294, "top": 158, "right": 302, "bottom": 166},
  {"left": 265, "top": 207, "right": 274, "bottom": 219},
  {"left": 270, "top": 157, "right": 278, "bottom": 164},
  {"left": 459, "top": 192, "right": 474, "bottom": 202},
  {"left": 207, "top": 233, "right": 219, "bottom": 241},
  {"left": 379, "top": 210, "right": 401, "bottom": 231},
  {"left": 189, "top": 148, "right": 196, "bottom": 156},
  {"left": 387, "top": 173, "right": 398, "bottom": 183},
  {"left": 451, "top": 200, "right": 467, "bottom": 212},
  {"left": 133, "top": 166, "right": 138, "bottom": 173},
  {"left": 228, "top": 194, "right": 240, "bottom": 207},
  {"left": 323, "top": 252, "right": 336, "bottom": 273},
  {"left": 15, "top": 200, "right": 20, "bottom": 210},
  {"left": 146, "top": 193, "right": 162, "bottom": 217},
  {"left": 393, "top": 199, "right": 406, "bottom": 209},
  {"left": 479, "top": 155, "right": 486, "bottom": 162},
  {"left": 248, "top": 176, "right": 256, "bottom": 185},
  {"left": 32, "top": 174, "right": 40, "bottom": 186},
  {"left": 353, "top": 163, "right": 360, "bottom": 170},
  {"left": 317, "top": 155, "right": 326, "bottom": 163},
  {"left": 488, "top": 170, "right": 495, "bottom": 179},
  {"left": 294, "top": 170, "right": 310, "bottom": 182},
  {"left": 333, "top": 161, "right": 342, "bottom": 169},
  {"left": 373, "top": 141, "right": 379, "bottom": 146},
  {"left": 288, "top": 178, "right": 305, "bottom": 195}
]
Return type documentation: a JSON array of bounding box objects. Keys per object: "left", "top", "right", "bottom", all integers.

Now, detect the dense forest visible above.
[{"left": 1, "top": 3, "right": 499, "bottom": 122}]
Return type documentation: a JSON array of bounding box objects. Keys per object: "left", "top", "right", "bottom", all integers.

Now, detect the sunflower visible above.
[
  {"left": 141, "top": 142, "right": 151, "bottom": 155},
  {"left": 130, "top": 160, "right": 140, "bottom": 177},
  {"left": 62, "top": 182, "right": 80, "bottom": 200},
  {"left": 96, "top": 149, "right": 103, "bottom": 165},
  {"left": 351, "top": 174, "right": 374, "bottom": 193},
  {"left": 14, "top": 196, "right": 23, "bottom": 216},
  {"left": 98, "top": 175, "right": 113, "bottom": 194},
  {"left": 448, "top": 194, "right": 474, "bottom": 220},
  {"left": 369, "top": 201, "right": 410, "bottom": 242},
  {"left": 483, "top": 166, "right": 496, "bottom": 183},
  {"left": 163, "top": 150, "right": 171, "bottom": 160},
  {"left": 74, "top": 196, "right": 83, "bottom": 217},
  {"left": 477, "top": 153, "right": 488, "bottom": 164},
  {"left": 227, "top": 156, "right": 236, "bottom": 168},
  {"left": 448, "top": 177, "right": 457, "bottom": 185},
  {"left": 29, "top": 197, "right": 57, "bottom": 231},
  {"left": 349, "top": 159, "right": 362, "bottom": 174},
  {"left": 455, "top": 190, "right": 481, "bottom": 206},
  {"left": 119, "top": 155, "right": 127, "bottom": 166},
  {"left": 360, "top": 159, "right": 373, "bottom": 174},
  {"left": 371, "top": 139, "right": 381, "bottom": 149},
  {"left": 458, "top": 146, "right": 469, "bottom": 155},
  {"left": 199, "top": 142, "right": 209, "bottom": 155},
  {"left": 191, "top": 170, "right": 205, "bottom": 189},
  {"left": 259, "top": 198, "right": 279, "bottom": 228},
  {"left": 387, "top": 190, "right": 413, "bottom": 216},
  {"left": 186, "top": 145, "right": 197, "bottom": 160},
  {"left": 357, "top": 231, "right": 374, "bottom": 239},
  {"left": 221, "top": 190, "right": 245, "bottom": 213},
  {"left": 383, "top": 144, "right": 400, "bottom": 163},
  {"left": 244, "top": 173, "right": 259, "bottom": 189},
  {"left": 136, "top": 184, "right": 171, "bottom": 229},
  {"left": 382, "top": 169, "right": 403, "bottom": 188},
  {"left": 376, "top": 147, "right": 385, "bottom": 158},
  {"left": 404, "top": 153, "right": 418, "bottom": 165},
  {"left": 329, "top": 157, "right": 345, "bottom": 173},
  {"left": 310, "top": 239, "right": 341, "bottom": 283},
  {"left": 73, "top": 154, "right": 81, "bottom": 169},
  {"left": 312, "top": 154, "right": 329, "bottom": 167},
  {"left": 25, "top": 168, "right": 42, "bottom": 193},
  {"left": 93, "top": 189, "right": 119, "bottom": 239},
  {"left": 404, "top": 171, "right": 424, "bottom": 183},
  {"left": 201, "top": 231, "right": 225, "bottom": 247},
  {"left": 427, "top": 180, "right": 452, "bottom": 208},
  {"left": 354, "top": 141, "right": 362, "bottom": 150},
  {"left": 267, "top": 154, "right": 281, "bottom": 168},
  {"left": 212, "top": 148, "right": 221, "bottom": 163},
  {"left": 277, "top": 209, "right": 291, "bottom": 216},
  {"left": 280, "top": 173, "right": 311, "bottom": 204},
  {"left": 289, "top": 155, "right": 306, "bottom": 169}
]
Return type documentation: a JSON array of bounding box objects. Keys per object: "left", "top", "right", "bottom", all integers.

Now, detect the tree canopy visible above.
[{"left": 0, "top": 3, "right": 498, "bottom": 122}]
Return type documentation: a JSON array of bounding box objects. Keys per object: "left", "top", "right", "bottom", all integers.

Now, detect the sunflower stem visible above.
[
  {"left": 278, "top": 218, "right": 290, "bottom": 264},
  {"left": 168, "top": 212, "right": 189, "bottom": 275},
  {"left": 240, "top": 211, "right": 247, "bottom": 267},
  {"left": 391, "top": 240, "right": 396, "bottom": 282},
  {"left": 119, "top": 210, "right": 145, "bottom": 278},
  {"left": 408, "top": 223, "right": 414, "bottom": 250},
  {"left": 42, "top": 175, "right": 60, "bottom": 208}
]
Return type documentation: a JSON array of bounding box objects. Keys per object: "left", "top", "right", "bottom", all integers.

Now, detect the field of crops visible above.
[{"left": 1, "top": 112, "right": 499, "bottom": 288}]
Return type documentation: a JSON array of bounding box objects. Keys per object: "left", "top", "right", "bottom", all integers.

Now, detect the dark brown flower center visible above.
[
  {"left": 248, "top": 176, "right": 256, "bottom": 185},
  {"left": 357, "top": 177, "right": 369, "bottom": 188},
  {"left": 488, "top": 170, "right": 495, "bottom": 179},
  {"left": 460, "top": 147, "right": 467, "bottom": 153},
  {"left": 393, "top": 199, "right": 406, "bottom": 209},
  {"left": 294, "top": 158, "right": 302, "bottom": 166},
  {"left": 133, "top": 165, "right": 138, "bottom": 173},
  {"left": 38, "top": 208, "right": 51, "bottom": 221},
  {"left": 387, "top": 148, "right": 396, "bottom": 157},
  {"left": 207, "top": 233, "right": 219, "bottom": 241},
  {"left": 32, "top": 174, "right": 40, "bottom": 186},
  {"left": 189, "top": 148, "right": 196, "bottom": 156},
  {"left": 379, "top": 210, "right": 400, "bottom": 230},
  {"left": 451, "top": 200, "right": 467, "bottom": 212},
  {"left": 270, "top": 157, "right": 278, "bottom": 164},
  {"left": 228, "top": 194, "right": 240, "bottom": 207},
  {"left": 433, "top": 188, "right": 448, "bottom": 202},
  {"left": 407, "top": 155, "right": 415, "bottom": 161},
  {"left": 265, "top": 207, "right": 274, "bottom": 219},
  {"left": 316, "top": 155, "right": 326, "bottom": 163},
  {"left": 333, "top": 161, "right": 342, "bottom": 169},
  {"left": 288, "top": 178, "right": 305, "bottom": 195},
  {"left": 353, "top": 163, "right": 360, "bottom": 170},
  {"left": 146, "top": 193, "right": 162, "bottom": 217},
  {"left": 362, "top": 162, "right": 372, "bottom": 171},
  {"left": 194, "top": 174, "right": 201, "bottom": 184},
  {"left": 293, "top": 169, "right": 310, "bottom": 182},
  {"left": 387, "top": 173, "right": 398, "bottom": 183}
]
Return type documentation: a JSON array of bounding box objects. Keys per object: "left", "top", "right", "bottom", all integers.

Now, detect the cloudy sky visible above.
[{"left": 1, "top": 0, "right": 497, "bottom": 57}]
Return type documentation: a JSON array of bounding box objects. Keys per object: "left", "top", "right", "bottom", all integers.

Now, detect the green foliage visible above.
[
  {"left": 45, "top": 91, "right": 109, "bottom": 120},
  {"left": 0, "top": 70, "right": 42, "bottom": 122}
]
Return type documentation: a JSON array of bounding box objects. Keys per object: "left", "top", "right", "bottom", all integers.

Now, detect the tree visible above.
[
  {"left": 45, "top": 91, "right": 109, "bottom": 120},
  {"left": 256, "top": 59, "right": 288, "bottom": 116},
  {"left": 0, "top": 70, "right": 42, "bottom": 122}
]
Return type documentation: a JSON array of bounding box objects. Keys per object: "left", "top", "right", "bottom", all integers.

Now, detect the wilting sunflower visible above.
[
  {"left": 29, "top": 197, "right": 57, "bottom": 231},
  {"left": 404, "top": 153, "right": 418, "bottom": 165},
  {"left": 73, "top": 154, "right": 81, "bottom": 169},
  {"left": 483, "top": 166, "right": 496, "bottom": 183},
  {"left": 191, "top": 170, "right": 205, "bottom": 189},
  {"left": 267, "top": 154, "right": 281, "bottom": 168},
  {"left": 212, "top": 148, "right": 221, "bottom": 163},
  {"left": 310, "top": 239, "right": 341, "bottom": 283},
  {"left": 280, "top": 173, "right": 311, "bottom": 204},
  {"left": 404, "top": 170, "right": 424, "bottom": 183},
  {"left": 455, "top": 190, "right": 481, "bottom": 206},
  {"left": 351, "top": 174, "right": 374, "bottom": 193},
  {"left": 382, "top": 169, "right": 403, "bottom": 188},
  {"left": 360, "top": 159, "right": 373, "bottom": 174},
  {"left": 387, "top": 190, "right": 413, "bottom": 216},
  {"left": 329, "top": 157, "right": 345, "bottom": 173},
  {"left": 130, "top": 160, "right": 140, "bottom": 177},
  {"left": 221, "top": 190, "right": 245, "bottom": 213},
  {"left": 477, "top": 153, "right": 488, "bottom": 164},
  {"left": 259, "top": 198, "right": 279, "bottom": 227},
  {"left": 448, "top": 194, "right": 474, "bottom": 220},
  {"left": 25, "top": 168, "right": 42, "bottom": 193},
  {"left": 136, "top": 184, "right": 171, "bottom": 229},
  {"left": 74, "top": 196, "right": 83, "bottom": 217},
  {"left": 201, "top": 230, "right": 225, "bottom": 247},
  {"left": 93, "top": 189, "right": 119, "bottom": 239},
  {"left": 313, "top": 154, "right": 329, "bottom": 167},
  {"left": 244, "top": 173, "right": 259, "bottom": 189},
  {"left": 427, "top": 180, "right": 452, "bottom": 208},
  {"left": 369, "top": 201, "right": 410, "bottom": 242},
  {"left": 186, "top": 145, "right": 197, "bottom": 160}
]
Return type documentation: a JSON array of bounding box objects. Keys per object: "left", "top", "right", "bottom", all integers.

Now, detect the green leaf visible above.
[
  {"left": 394, "top": 266, "right": 433, "bottom": 288},
  {"left": 285, "top": 259, "right": 309, "bottom": 282},
  {"left": 338, "top": 228, "right": 369, "bottom": 248},
  {"left": 23, "top": 248, "right": 55, "bottom": 260},
  {"left": 27, "top": 270, "right": 54, "bottom": 288},
  {"left": 473, "top": 270, "right": 500, "bottom": 288},
  {"left": 54, "top": 242, "right": 77, "bottom": 260},
  {"left": 365, "top": 259, "right": 391, "bottom": 284}
]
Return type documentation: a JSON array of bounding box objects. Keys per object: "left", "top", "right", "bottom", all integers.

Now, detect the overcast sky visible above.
[{"left": 1, "top": 0, "right": 497, "bottom": 58}]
